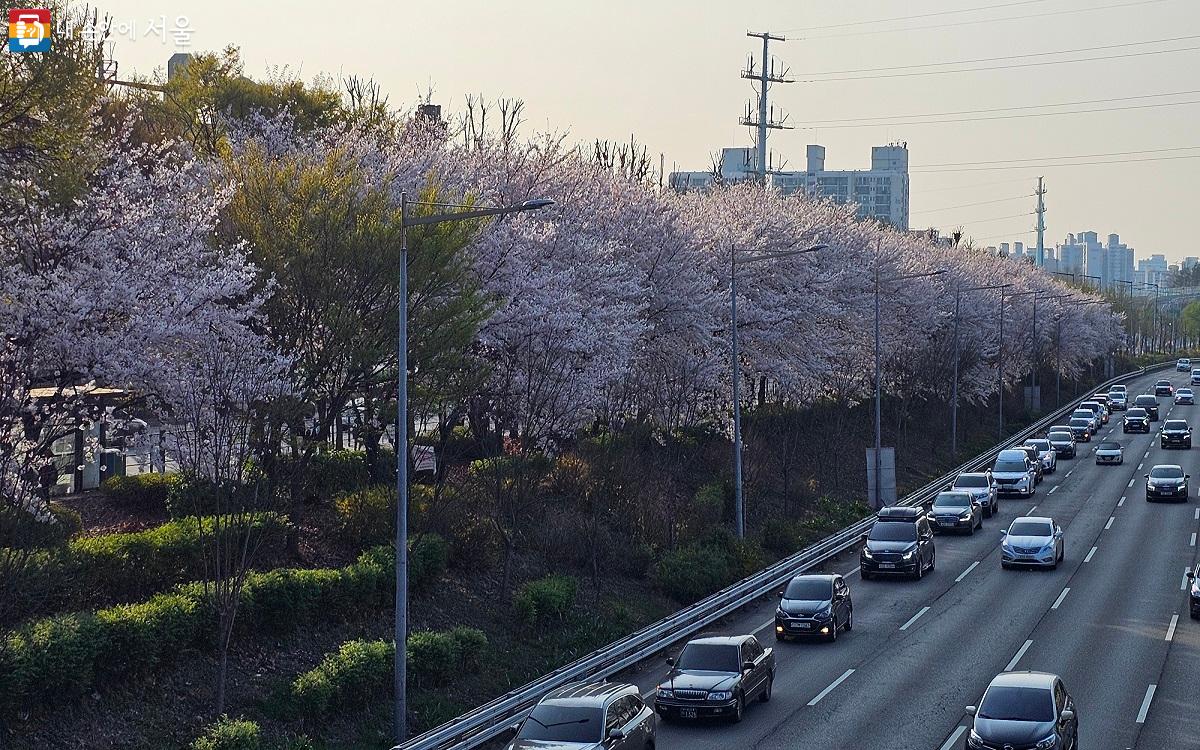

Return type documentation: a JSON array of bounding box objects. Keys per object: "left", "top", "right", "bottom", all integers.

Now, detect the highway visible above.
[{"left": 621, "top": 368, "right": 1200, "bottom": 750}]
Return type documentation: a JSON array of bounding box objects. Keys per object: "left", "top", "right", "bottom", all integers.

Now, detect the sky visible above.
[{"left": 90, "top": 0, "right": 1200, "bottom": 262}]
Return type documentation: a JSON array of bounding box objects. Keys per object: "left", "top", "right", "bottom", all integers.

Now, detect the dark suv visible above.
[
  {"left": 1161, "top": 419, "right": 1192, "bottom": 449},
  {"left": 655, "top": 635, "right": 775, "bottom": 723},
  {"left": 1124, "top": 408, "right": 1150, "bottom": 433},
  {"left": 1134, "top": 394, "right": 1160, "bottom": 420},
  {"left": 860, "top": 506, "right": 935, "bottom": 580},
  {"left": 774, "top": 574, "right": 852, "bottom": 642}
]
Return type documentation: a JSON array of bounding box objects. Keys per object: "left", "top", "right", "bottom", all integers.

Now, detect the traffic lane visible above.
[{"left": 1137, "top": 564, "right": 1200, "bottom": 748}]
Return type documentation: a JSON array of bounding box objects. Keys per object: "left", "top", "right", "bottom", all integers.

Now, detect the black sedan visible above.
[
  {"left": 1047, "top": 430, "right": 1077, "bottom": 458},
  {"left": 774, "top": 574, "right": 852, "bottom": 642},
  {"left": 655, "top": 636, "right": 775, "bottom": 723},
  {"left": 1146, "top": 464, "right": 1190, "bottom": 502}
]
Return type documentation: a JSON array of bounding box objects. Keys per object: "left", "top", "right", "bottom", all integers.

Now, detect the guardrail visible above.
[{"left": 396, "top": 362, "right": 1173, "bottom": 750}]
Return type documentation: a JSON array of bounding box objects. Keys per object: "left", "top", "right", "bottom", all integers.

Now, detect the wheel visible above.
[
  {"left": 1002, "top": 562, "right": 1011, "bottom": 570},
  {"left": 915, "top": 558, "right": 924, "bottom": 580},
  {"left": 759, "top": 675, "right": 773, "bottom": 703},
  {"left": 976, "top": 513, "right": 983, "bottom": 530},
  {"left": 1191, "top": 610, "right": 1200, "bottom": 620},
  {"left": 928, "top": 551, "right": 936, "bottom": 572},
  {"left": 731, "top": 694, "right": 745, "bottom": 723},
  {"left": 845, "top": 607, "right": 853, "bottom": 631},
  {"left": 967, "top": 522, "right": 975, "bottom": 536}
]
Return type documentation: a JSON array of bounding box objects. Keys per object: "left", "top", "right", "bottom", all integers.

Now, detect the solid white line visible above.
[
  {"left": 956, "top": 561, "right": 980, "bottom": 583},
  {"left": 1183, "top": 567, "right": 1193, "bottom": 591},
  {"left": 1118, "top": 496, "right": 1126, "bottom": 506},
  {"left": 1049, "top": 486, "right": 1059, "bottom": 494},
  {"left": 938, "top": 726, "right": 969, "bottom": 750},
  {"left": 807, "top": 669, "right": 854, "bottom": 706},
  {"left": 1084, "top": 546, "right": 1098, "bottom": 563},
  {"left": 1006, "top": 639, "right": 1033, "bottom": 671},
  {"left": 900, "top": 606, "right": 931, "bottom": 631},
  {"left": 1106, "top": 516, "right": 1115, "bottom": 530},
  {"left": 1052, "top": 587, "right": 1071, "bottom": 610},
  {"left": 1166, "top": 614, "right": 1179, "bottom": 642},
  {"left": 1191, "top": 532, "right": 1197, "bottom": 547},
  {"left": 1128, "top": 478, "right": 1136, "bottom": 488},
  {"left": 1136, "top": 684, "right": 1157, "bottom": 724}
]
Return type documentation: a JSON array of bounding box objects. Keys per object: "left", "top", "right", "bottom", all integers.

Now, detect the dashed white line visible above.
[
  {"left": 807, "top": 669, "right": 854, "bottom": 706},
  {"left": 1049, "top": 486, "right": 1059, "bottom": 494},
  {"left": 1027, "top": 505, "right": 1038, "bottom": 515},
  {"left": 938, "top": 726, "right": 968, "bottom": 750},
  {"left": 843, "top": 566, "right": 861, "bottom": 578},
  {"left": 1138, "top": 462, "right": 1144, "bottom": 470},
  {"left": 1006, "top": 639, "right": 1033, "bottom": 672},
  {"left": 900, "top": 606, "right": 931, "bottom": 631},
  {"left": 956, "top": 561, "right": 980, "bottom": 583},
  {"left": 1118, "top": 496, "right": 1126, "bottom": 507},
  {"left": 1052, "top": 587, "right": 1071, "bottom": 610},
  {"left": 1106, "top": 516, "right": 1115, "bottom": 530},
  {"left": 1065, "top": 470, "right": 1074, "bottom": 478},
  {"left": 1145, "top": 450, "right": 1151, "bottom": 459},
  {"left": 1195, "top": 508, "right": 1199, "bottom": 520},
  {"left": 1128, "top": 478, "right": 1136, "bottom": 488},
  {"left": 1136, "top": 684, "right": 1157, "bottom": 724},
  {"left": 1166, "top": 614, "right": 1179, "bottom": 642},
  {"left": 1084, "top": 546, "right": 1098, "bottom": 563},
  {"left": 1191, "top": 532, "right": 1197, "bottom": 547}
]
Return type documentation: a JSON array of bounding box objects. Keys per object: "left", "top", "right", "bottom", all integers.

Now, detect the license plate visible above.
[
  {"left": 795, "top": 622, "right": 812, "bottom": 629},
  {"left": 879, "top": 563, "right": 896, "bottom": 569},
  {"left": 680, "top": 708, "right": 697, "bottom": 719}
]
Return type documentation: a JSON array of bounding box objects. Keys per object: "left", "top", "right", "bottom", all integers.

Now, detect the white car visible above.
[
  {"left": 950, "top": 471, "right": 999, "bottom": 517},
  {"left": 1023, "top": 439, "right": 1057, "bottom": 474},
  {"left": 991, "top": 449, "right": 1037, "bottom": 498},
  {"left": 1179, "top": 358, "right": 1193, "bottom": 372},
  {"left": 1001, "top": 516, "right": 1064, "bottom": 570},
  {"left": 1094, "top": 441, "right": 1124, "bottom": 465},
  {"left": 1177, "top": 388, "right": 1195, "bottom": 406},
  {"left": 1107, "top": 390, "right": 1127, "bottom": 410}
]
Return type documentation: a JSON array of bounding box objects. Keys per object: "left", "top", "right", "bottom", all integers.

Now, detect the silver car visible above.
[
  {"left": 950, "top": 471, "right": 999, "bottom": 517},
  {"left": 1107, "top": 390, "right": 1127, "bottom": 410},
  {"left": 1094, "top": 440, "right": 1124, "bottom": 465},
  {"left": 507, "top": 682, "right": 656, "bottom": 750},
  {"left": 1176, "top": 388, "right": 1195, "bottom": 406},
  {"left": 991, "top": 449, "right": 1036, "bottom": 497},
  {"left": 1023, "top": 439, "right": 1057, "bottom": 474},
  {"left": 1001, "top": 516, "right": 1064, "bottom": 570}
]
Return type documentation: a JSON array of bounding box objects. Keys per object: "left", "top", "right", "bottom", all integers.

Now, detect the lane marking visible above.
[
  {"left": 1138, "top": 462, "right": 1144, "bottom": 470},
  {"left": 1195, "top": 508, "right": 1199, "bottom": 520},
  {"left": 1084, "top": 546, "right": 1097, "bottom": 563},
  {"left": 1065, "top": 470, "right": 1074, "bottom": 478},
  {"left": 1006, "top": 639, "right": 1033, "bottom": 671},
  {"left": 1118, "top": 496, "right": 1126, "bottom": 507},
  {"left": 1145, "top": 450, "right": 1151, "bottom": 459},
  {"left": 900, "top": 606, "right": 931, "bottom": 631},
  {"left": 1106, "top": 516, "right": 1115, "bottom": 530},
  {"left": 1049, "top": 486, "right": 1059, "bottom": 494},
  {"left": 955, "top": 561, "right": 980, "bottom": 583},
  {"left": 843, "top": 566, "right": 861, "bottom": 578},
  {"left": 1183, "top": 567, "right": 1193, "bottom": 591},
  {"left": 1028, "top": 505, "right": 1038, "bottom": 515},
  {"left": 1128, "top": 478, "right": 1136, "bottom": 488},
  {"left": 1052, "top": 587, "right": 1071, "bottom": 610},
  {"left": 1166, "top": 614, "right": 1179, "bottom": 642},
  {"left": 807, "top": 669, "right": 854, "bottom": 706},
  {"left": 1191, "top": 532, "right": 1197, "bottom": 547},
  {"left": 1136, "top": 684, "right": 1157, "bottom": 724},
  {"left": 938, "top": 726, "right": 968, "bottom": 750}
]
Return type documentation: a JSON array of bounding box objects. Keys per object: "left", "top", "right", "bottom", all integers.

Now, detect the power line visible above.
[
  {"left": 912, "top": 153, "right": 1200, "bottom": 173},
  {"left": 801, "top": 44, "right": 1200, "bottom": 83},
  {"left": 797, "top": 0, "right": 1172, "bottom": 40},
  {"left": 919, "top": 145, "right": 1200, "bottom": 168},
  {"left": 916, "top": 177, "right": 1035, "bottom": 193},
  {"left": 913, "top": 194, "right": 1033, "bottom": 214},
  {"left": 797, "top": 34, "right": 1200, "bottom": 76},
  {"left": 784, "top": 0, "right": 1048, "bottom": 31},
  {"left": 956, "top": 211, "right": 1036, "bottom": 225},
  {"left": 968, "top": 230, "right": 1036, "bottom": 243},
  {"left": 798, "top": 98, "right": 1200, "bottom": 128}
]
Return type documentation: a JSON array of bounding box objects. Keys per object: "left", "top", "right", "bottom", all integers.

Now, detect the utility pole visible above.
[
  {"left": 741, "top": 32, "right": 793, "bottom": 182},
  {"left": 1035, "top": 177, "right": 1047, "bottom": 267}
]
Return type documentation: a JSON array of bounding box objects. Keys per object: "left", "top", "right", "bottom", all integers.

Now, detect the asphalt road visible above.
[{"left": 622, "top": 369, "right": 1200, "bottom": 750}]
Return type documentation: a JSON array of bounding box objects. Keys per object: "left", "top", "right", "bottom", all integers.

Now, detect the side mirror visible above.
[
  {"left": 742, "top": 661, "right": 756, "bottom": 673},
  {"left": 1145, "top": 474, "right": 1150, "bottom": 479},
  {"left": 861, "top": 533, "right": 869, "bottom": 544},
  {"left": 608, "top": 728, "right": 626, "bottom": 740},
  {"left": 1054, "top": 530, "right": 1063, "bottom": 538},
  {"left": 1059, "top": 709, "right": 1075, "bottom": 723},
  {"left": 1187, "top": 571, "right": 1196, "bottom": 582},
  {"left": 1000, "top": 529, "right": 1007, "bottom": 536},
  {"left": 965, "top": 705, "right": 977, "bottom": 716},
  {"left": 777, "top": 590, "right": 785, "bottom": 598},
  {"left": 1188, "top": 475, "right": 1192, "bottom": 480},
  {"left": 665, "top": 656, "right": 674, "bottom": 666}
]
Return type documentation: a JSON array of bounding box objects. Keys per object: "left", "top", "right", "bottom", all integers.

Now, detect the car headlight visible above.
[
  {"left": 967, "top": 729, "right": 985, "bottom": 749},
  {"left": 656, "top": 687, "right": 673, "bottom": 699},
  {"left": 959, "top": 510, "right": 973, "bottom": 520},
  {"left": 901, "top": 548, "right": 916, "bottom": 560},
  {"left": 861, "top": 547, "right": 874, "bottom": 559},
  {"left": 814, "top": 606, "right": 833, "bottom": 620},
  {"left": 1035, "top": 734, "right": 1058, "bottom": 749},
  {"left": 708, "top": 691, "right": 732, "bottom": 701}
]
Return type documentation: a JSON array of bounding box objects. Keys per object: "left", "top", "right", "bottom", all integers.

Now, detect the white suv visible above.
[
  {"left": 1179, "top": 358, "right": 1193, "bottom": 372},
  {"left": 1191, "top": 368, "right": 1200, "bottom": 386}
]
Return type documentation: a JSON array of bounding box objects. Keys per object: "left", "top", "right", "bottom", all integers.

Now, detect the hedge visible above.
[
  {"left": 0, "top": 546, "right": 394, "bottom": 716},
  {"left": 2, "top": 503, "right": 82, "bottom": 550},
  {"left": 651, "top": 528, "right": 765, "bottom": 603},
  {"left": 101, "top": 472, "right": 178, "bottom": 513},
  {"left": 514, "top": 574, "right": 578, "bottom": 624},
  {"left": 191, "top": 717, "right": 261, "bottom": 750},
  {"left": 334, "top": 485, "right": 394, "bottom": 546}
]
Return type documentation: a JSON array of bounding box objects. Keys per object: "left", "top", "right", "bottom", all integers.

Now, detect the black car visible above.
[
  {"left": 1155, "top": 379, "right": 1174, "bottom": 397},
  {"left": 1188, "top": 566, "right": 1199, "bottom": 620},
  {"left": 1047, "top": 430, "right": 1076, "bottom": 458},
  {"left": 774, "top": 574, "right": 852, "bottom": 642},
  {"left": 1161, "top": 419, "right": 1192, "bottom": 449},
  {"left": 655, "top": 635, "right": 775, "bottom": 723},
  {"left": 928, "top": 491, "right": 984, "bottom": 535},
  {"left": 860, "top": 506, "right": 935, "bottom": 581},
  {"left": 1145, "top": 464, "right": 1190, "bottom": 502},
  {"left": 1134, "top": 394, "right": 1160, "bottom": 420},
  {"left": 1068, "top": 418, "right": 1092, "bottom": 441},
  {"left": 966, "top": 671, "right": 1078, "bottom": 750},
  {"left": 1124, "top": 407, "right": 1151, "bottom": 433}
]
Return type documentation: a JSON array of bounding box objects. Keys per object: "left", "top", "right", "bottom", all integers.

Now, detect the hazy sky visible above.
[{"left": 93, "top": 0, "right": 1199, "bottom": 261}]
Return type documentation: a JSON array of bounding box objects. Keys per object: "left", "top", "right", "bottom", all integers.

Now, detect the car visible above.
[
  {"left": 929, "top": 491, "right": 984, "bottom": 535},
  {"left": 859, "top": 506, "right": 935, "bottom": 580},
  {"left": 1133, "top": 394, "right": 1160, "bottom": 420},
  {"left": 1070, "top": 408, "right": 1100, "bottom": 433},
  {"left": 951, "top": 471, "right": 1000, "bottom": 516},
  {"left": 1024, "top": 439, "right": 1057, "bottom": 474},
  {"left": 991, "top": 448, "right": 1037, "bottom": 497},
  {"left": 1192, "top": 368, "right": 1200, "bottom": 386},
  {"left": 1106, "top": 390, "right": 1127, "bottom": 410},
  {"left": 1176, "top": 387, "right": 1195, "bottom": 405},
  {"left": 1079, "top": 400, "right": 1107, "bottom": 425},
  {"left": 1000, "top": 516, "right": 1064, "bottom": 570},
  {"left": 1068, "top": 417, "right": 1093, "bottom": 441},
  {"left": 1145, "top": 464, "right": 1190, "bottom": 502},
  {"left": 1047, "top": 430, "right": 1077, "bottom": 459},
  {"left": 1094, "top": 440, "right": 1124, "bottom": 465},
  {"left": 1124, "top": 407, "right": 1151, "bottom": 433},
  {"left": 1188, "top": 565, "right": 1199, "bottom": 620},
  {"left": 1178, "top": 357, "right": 1192, "bottom": 372},
  {"left": 966, "top": 671, "right": 1078, "bottom": 750},
  {"left": 655, "top": 636, "right": 774, "bottom": 723},
  {"left": 774, "top": 574, "right": 852, "bottom": 642},
  {"left": 1160, "top": 419, "right": 1192, "bottom": 449},
  {"left": 1155, "top": 379, "right": 1174, "bottom": 397},
  {"left": 1014, "top": 444, "right": 1045, "bottom": 483},
  {"left": 1110, "top": 384, "right": 1128, "bottom": 395},
  {"left": 508, "top": 681, "right": 656, "bottom": 750}
]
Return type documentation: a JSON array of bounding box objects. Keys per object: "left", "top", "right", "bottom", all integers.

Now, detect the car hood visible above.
[
  {"left": 1005, "top": 534, "right": 1052, "bottom": 547},
  {"left": 973, "top": 718, "right": 1057, "bottom": 746},
  {"left": 1095, "top": 447, "right": 1122, "bottom": 454},
  {"left": 665, "top": 670, "right": 738, "bottom": 691},
  {"left": 780, "top": 597, "right": 831, "bottom": 616},
  {"left": 1163, "top": 429, "right": 1188, "bottom": 435},
  {"left": 1149, "top": 476, "right": 1185, "bottom": 485},
  {"left": 508, "top": 741, "right": 601, "bottom": 750},
  {"left": 932, "top": 503, "right": 971, "bottom": 514},
  {"left": 991, "top": 470, "right": 1030, "bottom": 480},
  {"left": 865, "top": 540, "right": 917, "bottom": 553}
]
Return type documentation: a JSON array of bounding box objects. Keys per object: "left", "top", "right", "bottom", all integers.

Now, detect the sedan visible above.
[
  {"left": 1094, "top": 441, "right": 1124, "bottom": 465},
  {"left": 966, "top": 672, "right": 1078, "bottom": 750},
  {"left": 1160, "top": 419, "right": 1192, "bottom": 449},
  {"left": 1047, "top": 430, "right": 1077, "bottom": 459},
  {"left": 1155, "top": 379, "right": 1175, "bottom": 396},
  {"left": 656, "top": 636, "right": 774, "bottom": 722},
  {"left": 774, "top": 574, "right": 852, "bottom": 642},
  {"left": 1123, "top": 408, "right": 1151, "bottom": 433},
  {"left": 1176, "top": 387, "right": 1195, "bottom": 405},
  {"left": 929, "top": 491, "right": 984, "bottom": 535},
  {"left": 1068, "top": 418, "right": 1093, "bottom": 442},
  {"left": 1146, "top": 464, "right": 1190, "bottom": 502},
  {"left": 1001, "top": 516, "right": 1064, "bottom": 570}
]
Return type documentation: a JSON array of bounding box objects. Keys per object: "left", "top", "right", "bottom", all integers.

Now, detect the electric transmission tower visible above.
[
  {"left": 1035, "top": 176, "right": 1047, "bottom": 267},
  {"left": 740, "top": 31, "right": 794, "bottom": 183}
]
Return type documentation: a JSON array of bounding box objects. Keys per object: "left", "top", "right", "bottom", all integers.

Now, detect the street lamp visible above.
[
  {"left": 951, "top": 282, "right": 1010, "bottom": 457},
  {"left": 394, "top": 192, "right": 553, "bottom": 743},
  {"left": 730, "top": 241, "right": 828, "bottom": 537},
  {"left": 872, "top": 263, "right": 946, "bottom": 508}
]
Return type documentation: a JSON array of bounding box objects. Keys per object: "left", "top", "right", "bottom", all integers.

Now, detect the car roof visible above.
[
  {"left": 541, "top": 681, "right": 637, "bottom": 706},
  {"left": 1011, "top": 515, "right": 1054, "bottom": 526},
  {"left": 685, "top": 635, "right": 750, "bottom": 647},
  {"left": 1135, "top": 394, "right": 1157, "bottom": 400},
  {"left": 1179, "top": 387, "right": 1193, "bottom": 392},
  {"left": 1150, "top": 464, "right": 1183, "bottom": 470},
  {"left": 997, "top": 448, "right": 1028, "bottom": 458},
  {"left": 989, "top": 671, "right": 1058, "bottom": 690},
  {"left": 876, "top": 506, "right": 922, "bottom": 520},
  {"left": 789, "top": 573, "right": 836, "bottom": 583},
  {"left": 956, "top": 471, "right": 989, "bottom": 478}
]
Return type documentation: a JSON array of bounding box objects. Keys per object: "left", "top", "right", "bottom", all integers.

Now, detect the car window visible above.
[
  {"left": 1149, "top": 466, "right": 1184, "bottom": 479},
  {"left": 676, "top": 643, "right": 740, "bottom": 672},
  {"left": 979, "top": 686, "right": 1055, "bottom": 722},
  {"left": 606, "top": 698, "right": 630, "bottom": 733},
  {"left": 784, "top": 577, "right": 833, "bottom": 600},
  {"left": 954, "top": 475, "right": 988, "bottom": 488},
  {"left": 868, "top": 521, "right": 917, "bottom": 541},
  {"left": 1054, "top": 681, "right": 1067, "bottom": 711},
  {"left": 1165, "top": 421, "right": 1188, "bottom": 430},
  {"left": 743, "top": 638, "right": 764, "bottom": 662},
  {"left": 1008, "top": 520, "right": 1052, "bottom": 536},
  {"left": 933, "top": 492, "right": 972, "bottom": 507},
  {"left": 1097, "top": 442, "right": 1121, "bottom": 450},
  {"left": 519, "top": 705, "right": 604, "bottom": 743},
  {"left": 918, "top": 519, "right": 932, "bottom": 536},
  {"left": 1047, "top": 431, "right": 1072, "bottom": 441},
  {"left": 1126, "top": 409, "right": 1147, "bottom": 417}
]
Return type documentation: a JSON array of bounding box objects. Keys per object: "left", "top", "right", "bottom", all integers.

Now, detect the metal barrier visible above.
[{"left": 396, "top": 362, "right": 1172, "bottom": 750}]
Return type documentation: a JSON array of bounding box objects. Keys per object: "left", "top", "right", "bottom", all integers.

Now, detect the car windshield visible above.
[
  {"left": 676, "top": 643, "right": 739, "bottom": 672},
  {"left": 1069, "top": 419, "right": 1090, "bottom": 428},
  {"left": 1127, "top": 409, "right": 1147, "bottom": 418},
  {"left": 979, "top": 686, "right": 1055, "bottom": 722},
  {"left": 1008, "top": 520, "right": 1052, "bottom": 536},
  {"left": 1097, "top": 442, "right": 1121, "bottom": 450},
  {"left": 783, "top": 578, "right": 832, "bottom": 600},
  {"left": 933, "top": 492, "right": 971, "bottom": 507},
  {"left": 1150, "top": 466, "right": 1183, "bottom": 479},
  {"left": 1048, "top": 432, "right": 1072, "bottom": 441},
  {"left": 1165, "top": 421, "right": 1188, "bottom": 430},
  {"left": 518, "top": 705, "right": 603, "bottom": 743},
  {"left": 868, "top": 521, "right": 917, "bottom": 542},
  {"left": 1180, "top": 389, "right": 1194, "bottom": 395},
  {"left": 1027, "top": 440, "right": 1051, "bottom": 450},
  {"left": 954, "top": 475, "right": 988, "bottom": 488},
  {"left": 1108, "top": 392, "right": 1123, "bottom": 399},
  {"left": 994, "top": 460, "right": 1027, "bottom": 473},
  {"left": 1136, "top": 396, "right": 1157, "bottom": 404}
]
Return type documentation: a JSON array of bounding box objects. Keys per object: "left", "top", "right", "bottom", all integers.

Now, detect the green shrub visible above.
[
  {"left": 333, "top": 485, "right": 395, "bottom": 546},
  {"left": 691, "top": 481, "right": 727, "bottom": 528},
  {"left": 651, "top": 543, "right": 734, "bottom": 603},
  {"left": 290, "top": 449, "right": 370, "bottom": 505},
  {"left": 166, "top": 472, "right": 265, "bottom": 518},
  {"left": 447, "top": 626, "right": 488, "bottom": 672},
  {"left": 513, "top": 574, "right": 578, "bottom": 624},
  {"left": 289, "top": 639, "right": 393, "bottom": 717},
  {"left": 101, "top": 473, "right": 178, "bottom": 512},
  {"left": 408, "top": 533, "right": 448, "bottom": 591},
  {"left": 761, "top": 519, "right": 799, "bottom": 556},
  {"left": 191, "top": 717, "right": 261, "bottom": 750},
  {"left": 406, "top": 630, "right": 459, "bottom": 686}
]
